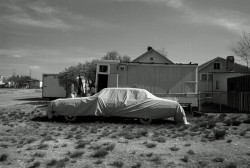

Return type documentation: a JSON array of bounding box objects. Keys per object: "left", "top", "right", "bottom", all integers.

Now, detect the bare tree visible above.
[
  {"left": 157, "top": 48, "right": 168, "bottom": 57},
  {"left": 102, "top": 50, "right": 131, "bottom": 62},
  {"left": 229, "top": 32, "right": 250, "bottom": 69}
]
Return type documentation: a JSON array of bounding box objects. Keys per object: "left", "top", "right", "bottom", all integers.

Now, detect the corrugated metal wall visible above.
[{"left": 113, "top": 64, "right": 197, "bottom": 94}]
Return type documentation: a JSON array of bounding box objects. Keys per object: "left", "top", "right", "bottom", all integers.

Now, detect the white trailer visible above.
[{"left": 42, "top": 74, "right": 66, "bottom": 98}]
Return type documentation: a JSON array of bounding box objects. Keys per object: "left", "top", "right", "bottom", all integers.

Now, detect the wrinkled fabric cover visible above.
[{"left": 47, "top": 88, "right": 189, "bottom": 124}]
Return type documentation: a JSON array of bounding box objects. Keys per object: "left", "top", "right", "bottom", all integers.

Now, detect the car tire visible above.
[
  {"left": 64, "top": 116, "right": 77, "bottom": 122},
  {"left": 138, "top": 118, "right": 152, "bottom": 125}
]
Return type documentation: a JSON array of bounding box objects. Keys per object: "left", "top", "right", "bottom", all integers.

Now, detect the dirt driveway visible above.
[{"left": 0, "top": 89, "right": 43, "bottom": 107}]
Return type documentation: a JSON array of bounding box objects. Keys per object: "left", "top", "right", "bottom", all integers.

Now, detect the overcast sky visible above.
[{"left": 1, "top": 0, "right": 250, "bottom": 80}]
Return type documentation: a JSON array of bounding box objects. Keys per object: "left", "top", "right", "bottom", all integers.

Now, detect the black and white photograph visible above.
[{"left": 0, "top": 0, "right": 250, "bottom": 167}]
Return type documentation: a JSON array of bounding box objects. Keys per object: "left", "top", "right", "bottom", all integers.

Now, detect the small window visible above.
[
  {"left": 201, "top": 74, "right": 207, "bottom": 81},
  {"left": 150, "top": 57, "right": 153, "bottom": 61},
  {"left": 99, "top": 65, "right": 108, "bottom": 73},
  {"left": 216, "top": 80, "right": 219, "bottom": 89},
  {"left": 214, "top": 63, "right": 221, "bottom": 70},
  {"left": 208, "top": 74, "right": 213, "bottom": 81}
]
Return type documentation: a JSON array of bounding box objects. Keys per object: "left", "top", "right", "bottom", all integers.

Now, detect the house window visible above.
[
  {"left": 201, "top": 74, "right": 207, "bottom": 81},
  {"left": 216, "top": 80, "right": 219, "bottom": 89},
  {"left": 208, "top": 74, "right": 213, "bottom": 81},
  {"left": 150, "top": 57, "right": 153, "bottom": 61},
  {"left": 99, "top": 65, "right": 108, "bottom": 73},
  {"left": 214, "top": 63, "right": 221, "bottom": 70}
]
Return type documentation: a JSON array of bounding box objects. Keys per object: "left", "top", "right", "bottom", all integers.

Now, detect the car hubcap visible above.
[
  {"left": 65, "top": 116, "right": 76, "bottom": 122},
  {"left": 139, "top": 118, "right": 152, "bottom": 125}
]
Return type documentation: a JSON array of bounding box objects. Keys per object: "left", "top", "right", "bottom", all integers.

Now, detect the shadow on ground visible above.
[{"left": 31, "top": 115, "right": 176, "bottom": 125}]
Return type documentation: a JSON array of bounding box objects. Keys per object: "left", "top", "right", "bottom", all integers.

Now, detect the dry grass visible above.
[{"left": 1, "top": 91, "right": 250, "bottom": 168}]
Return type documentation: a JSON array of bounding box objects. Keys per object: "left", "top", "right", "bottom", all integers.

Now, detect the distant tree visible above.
[
  {"left": 102, "top": 50, "right": 131, "bottom": 62},
  {"left": 58, "top": 61, "right": 96, "bottom": 97},
  {"left": 157, "top": 48, "right": 168, "bottom": 57},
  {"left": 229, "top": 32, "right": 250, "bottom": 69}
]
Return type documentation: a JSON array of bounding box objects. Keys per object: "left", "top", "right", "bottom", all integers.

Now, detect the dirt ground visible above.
[{"left": 0, "top": 89, "right": 250, "bottom": 168}]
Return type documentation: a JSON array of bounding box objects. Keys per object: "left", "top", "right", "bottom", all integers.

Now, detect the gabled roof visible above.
[
  {"left": 198, "top": 57, "right": 249, "bottom": 72},
  {"left": 132, "top": 48, "right": 174, "bottom": 64}
]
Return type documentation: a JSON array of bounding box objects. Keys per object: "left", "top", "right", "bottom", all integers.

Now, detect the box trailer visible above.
[
  {"left": 42, "top": 74, "right": 66, "bottom": 98},
  {"left": 95, "top": 61, "right": 198, "bottom": 109}
]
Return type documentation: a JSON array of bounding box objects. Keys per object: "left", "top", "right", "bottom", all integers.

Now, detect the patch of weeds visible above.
[
  {"left": 246, "top": 152, "right": 250, "bottom": 156},
  {"left": 37, "top": 143, "right": 49, "bottom": 150},
  {"left": 75, "top": 141, "right": 87, "bottom": 149},
  {"left": 94, "top": 160, "right": 103, "bottom": 164},
  {"left": 0, "top": 144, "right": 9, "bottom": 148},
  {"left": 26, "top": 137, "right": 37, "bottom": 144},
  {"left": 135, "top": 128, "right": 148, "bottom": 138},
  {"left": 65, "top": 133, "right": 73, "bottom": 139},
  {"left": 70, "top": 126, "right": 78, "bottom": 131},
  {"left": 145, "top": 152, "right": 153, "bottom": 157},
  {"left": 212, "top": 156, "right": 224, "bottom": 162},
  {"left": 62, "top": 143, "right": 67, "bottom": 147},
  {"left": 46, "top": 159, "right": 57, "bottom": 167},
  {"left": 69, "top": 151, "right": 84, "bottom": 158},
  {"left": 224, "top": 161, "right": 237, "bottom": 168},
  {"left": 184, "top": 143, "right": 191, "bottom": 147},
  {"left": 149, "top": 155, "right": 161, "bottom": 164},
  {"left": 227, "top": 139, "right": 232, "bottom": 143},
  {"left": 145, "top": 143, "right": 157, "bottom": 148},
  {"left": 109, "top": 160, "right": 123, "bottom": 168},
  {"left": 43, "top": 135, "right": 53, "bottom": 141},
  {"left": 213, "top": 128, "right": 226, "bottom": 140},
  {"left": 239, "top": 131, "right": 246, "bottom": 136},
  {"left": 151, "top": 136, "right": 166, "bottom": 143},
  {"left": 181, "top": 155, "right": 189, "bottom": 162},
  {"left": 0, "top": 154, "right": 8, "bottom": 162},
  {"left": 131, "top": 162, "right": 141, "bottom": 168},
  {"left": 74, "top": 134, "right": 82, "bottom": 139},
  {"left": 28, "top": 161, "right": 40, "bottom": 168},
  {"left": 103, "top": 142, "right": 116, "bottom": 151},
  {"left": 169, "top": 145, "right": 180, "bottom": 151},
  {"left": 91, "top": 148, "right": 109, "bottom": 158},
  {"left": 33, "top": 152, "right": 45, "bottom": 157},
  {"left": 122, "top": 132, "right": 135, "bottom": 140},
  {"left": 187, "top": 149, "right": 195, "bottom": 155}
]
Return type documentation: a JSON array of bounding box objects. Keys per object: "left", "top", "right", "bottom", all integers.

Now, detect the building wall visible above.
[
  {"left": 135, "top": 52, "right": 172, "bottom": 64},
  {"left": 109, "top": 64, "right": 197, "bottom": 94},
  {"left": 198, "top": 59, "right": 227, "bottom": 92}
]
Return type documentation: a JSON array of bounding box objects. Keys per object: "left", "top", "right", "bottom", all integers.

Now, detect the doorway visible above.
[{"left": 97, "top": 74, "right": 108, "bottom": 92}]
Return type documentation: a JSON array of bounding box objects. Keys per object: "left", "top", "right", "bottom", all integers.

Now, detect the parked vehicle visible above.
[
  {"left": 42, "top": 74, "right": 66, "bottom": 99},
  {"left": 47, "top": 88, "right": 189, "bottom": 124}
]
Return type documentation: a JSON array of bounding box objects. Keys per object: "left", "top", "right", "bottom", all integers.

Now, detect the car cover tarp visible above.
[{"left": 47, "top": 88, "right": 189, "bottom": 124}]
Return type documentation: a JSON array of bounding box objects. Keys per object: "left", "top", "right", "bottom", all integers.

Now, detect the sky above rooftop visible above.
[{"left": 1, "top": 0, "right": 250, "bottom": 80}]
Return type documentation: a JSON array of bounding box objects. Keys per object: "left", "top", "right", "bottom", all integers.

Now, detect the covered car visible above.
[{"left": 46, "top": 88, "right": 189, "bottom": 124}]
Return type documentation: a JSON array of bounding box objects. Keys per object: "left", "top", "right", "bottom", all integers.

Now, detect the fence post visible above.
[
  {"left": 198, "top": 92, "right": 201, "bottom": 112},
  {"left": 219, "top": 92, "right": 221, "bottom": 112}
]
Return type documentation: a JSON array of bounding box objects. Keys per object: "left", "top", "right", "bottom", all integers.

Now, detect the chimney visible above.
[
  {"left": 226, "top": 56, "right": 234, "bottom": 71},
  {"left": 147, "top": 46, "right": 152, "bottom": 51}
]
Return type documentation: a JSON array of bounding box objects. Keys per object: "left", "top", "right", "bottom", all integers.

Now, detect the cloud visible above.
[
  {"left": 166, "top": 0, "right": 183, "bottom": 8},
  {"left": 0, "top": 1, "right": 117, "bottom": 31}
]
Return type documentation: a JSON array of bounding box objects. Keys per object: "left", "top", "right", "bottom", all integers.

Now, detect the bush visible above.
[
  {"left": 145, "top": 143, "right": 157, "bottom": 148},
  {"left": 69, "top": 151, "right": 84, "bottom": 158},
  {"left": 109, "top": 161, "right": 123, "bottom": 168},
  {"left": 212, "top": 157, "right": 224, "bottom": 162},
  {"left": 0, "top": 154, "right": 8, "bottom": 162},
  {"left": 28, "top": 161, "right": 40, "bottom": 168},
  {"left": 169, "top": 145, "right": 180, "bottom": 151},
  {"left": 187, "top": 149, "right": 195, "bottom": 155},
  {"left": 213, "top": 128, "right": 226, "bottom": 140},
  {"left": 91, "top": 148, "right": 109, "bottom": 158},
  {"left": 181, "top": 155, "right": 189, "bottom": 162}
]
